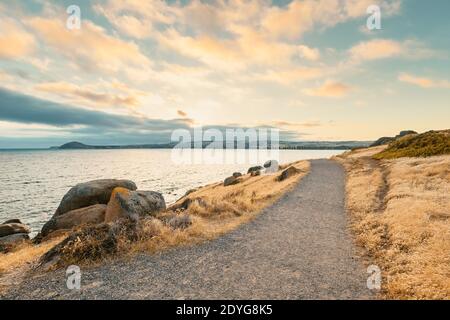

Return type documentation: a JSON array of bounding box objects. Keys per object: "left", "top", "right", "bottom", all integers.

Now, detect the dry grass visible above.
[
  {"left": 25, "top": 161, "right": 309, "bottom": 270},
  {"left": 335, "top": 149, "right": 450, "bottom": 299},
  {"left": 0, "top": 236, "right": 66, "bottom": 294}
]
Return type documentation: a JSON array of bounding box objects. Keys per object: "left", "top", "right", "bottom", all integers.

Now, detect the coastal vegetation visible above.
[
  {"left": 373, "top": 130, "right": 450, "bottom": 159},
  {"left": 335, "top": 131, "right": 450, "bottom": 299}
]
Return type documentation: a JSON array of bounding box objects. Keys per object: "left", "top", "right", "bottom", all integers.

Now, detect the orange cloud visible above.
[
  {"left": 398, "top": 73, "right": 450, "bottom": 89},
  {"left": 177, "top": 110, "right": 187, "bottom": 117},
  {"left": 26, "top": 17, "right": 152, "bottom": 74},
  {"left": 260, "top": 67, "right": 326, "bottom": 85},
  {"left": 349, "top": 39, "right": 403, "bottom": 61},
  {"left": 303, "top": 80, "right": 351, "bottom": 98},
  {"left": 35, "top": 81, "right": 143, "bottom": 108},
  {"left": 0, "top": 18, "right": 35, "bottom": 59},
  {"left": 159, "top": 28, "right": 320, "bottom": 71}
]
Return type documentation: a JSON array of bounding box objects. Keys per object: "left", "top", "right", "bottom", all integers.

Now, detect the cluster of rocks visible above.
[
  {"left": 222, "top": 159, "right": 299, "bottom": 186},
  {"left": 37, "top": 179, "right": 166, "bottom": 241},
  {"left": 0, "top": 219, "right": 31, "bottom": 253},
  {"left": 3, "top": 162, "right": 302, "bottom": 255}
]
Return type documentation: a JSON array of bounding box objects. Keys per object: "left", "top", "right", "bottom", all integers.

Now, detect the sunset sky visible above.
[{"left": 0, "top": 0, "right": 449, "bottom": 148}]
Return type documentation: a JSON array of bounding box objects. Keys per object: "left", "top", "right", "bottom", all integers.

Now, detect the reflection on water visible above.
[{"left": 0, "top": 149, "right": 343, "bottom": 234}]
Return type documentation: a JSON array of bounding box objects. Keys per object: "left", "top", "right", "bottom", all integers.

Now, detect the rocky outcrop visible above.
[
  {"left": 370, "top": 137, "right": 394, "bottom": 147},
  {"left": 54, "top": 179, "right": 137, "bottom": 217},
  {"left": 104, "top": 187, "right": 166, "bottom": 223},
  {"left": 40, "top": 204, "right": 106, "bottom": 237},
  {"left": 224, "top": 176, "right": 241, "bottom": 186},
  {"left": 278, "top": 166, "right": 300, "bottom": 181}
]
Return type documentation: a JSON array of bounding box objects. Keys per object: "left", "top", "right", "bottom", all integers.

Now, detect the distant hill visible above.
[
  {"left": 59, "top": 141, "right": 95, "bottom": 149},
  {"left": 374, "top": 130, "right": 450, "bottom": 159},
  {"left": 55, "top": 140, "right": 372, "bottom": 150},
  {"left": 370, "top": 130, "right": 417, "bottom": 147}
]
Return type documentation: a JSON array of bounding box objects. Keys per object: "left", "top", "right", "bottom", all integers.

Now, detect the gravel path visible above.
[{"left": 3, "top": 159, "right": 372, "bottom": 300}]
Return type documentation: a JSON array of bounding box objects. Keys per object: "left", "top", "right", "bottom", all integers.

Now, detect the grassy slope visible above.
[
  {"left": 336, "top": 147, "right": 450, "bottom": 299},
  {"left": 374, "top": 130, "right": 450, "bottom": 159}
]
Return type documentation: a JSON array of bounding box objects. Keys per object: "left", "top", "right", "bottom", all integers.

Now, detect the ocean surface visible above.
[{"left": 0, "top": 149, "right": 343, "bottom": 235}]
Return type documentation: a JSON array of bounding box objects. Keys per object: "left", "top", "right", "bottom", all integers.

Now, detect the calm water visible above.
[{"left": 0, "top": 149, "right": 343, "bottom": 234}]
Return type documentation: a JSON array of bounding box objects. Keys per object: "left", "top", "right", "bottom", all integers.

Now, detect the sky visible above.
[{"left": 0, "top": 0, "right": 449, "bottom": 148}]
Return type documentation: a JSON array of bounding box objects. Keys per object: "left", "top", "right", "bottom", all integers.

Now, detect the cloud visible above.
[
  {"left": 398, "top": 73, "right": 450, "bottom": 89},
  {"left": 273, "top": 120, "right": 322, "bottom": 128},
  {"left": 262, "top": 0, "right": 401, "bottom": 40},
  {"left": 0, "top": 17, "right": 35, "bottom": 59},
  {"left": 34, "top": 81, "right": 144, "bottom": 109},
  {"left": 303, "top": 80, "right": 351, "bottom": 98},
  {"left": 0, "top": 87, "right": 189, "bottom": 131},
  {"left": 26, "top": 17, "right": 152, "bottom": 74},
  {"left": 177, "top": 110, "right": 187, "bottom": 117},
  {"left": 158, "top": 27, "right": 320, "bottom": 71},
  {"left": 259, "top": 67, "right": 326, "bottom": 85},
  {"left": 93, "top": 0, "right": 177, "bottom": 39},
  {"left": 348, "top": 38, "right": 439, "bottom": 62},
  {"left": 349, "top": 39, "right": 403, "bottom": 61}
]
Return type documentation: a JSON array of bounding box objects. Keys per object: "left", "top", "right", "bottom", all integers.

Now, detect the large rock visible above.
[
  {"left": 54, "top": 179, "right": 137, "bottom": 217},
  {"left": 247, "top": 166, "right": 263, "bottom": 174},
  {"left": 0, "top": 233, "right": 30, "bottom": 253},
  {"left": 224, "top": 176, "right": 241, "bottom": 186},
  {"left": 278, "top": 166, "right": 300, "bottom": 181},
  {"left": 0, "top": 223, "right": 31, "bottom": 238},
  {"left": 0, "top": 233, "right": 30, "bottom": 244},
  {"left": 264, "top": 160, "right": 279, "bottom": 173},
  {"left": 2, "top": 219, "right": 22, "bottom": 224},
  {"left": 40, "top": 204, "right": 106, "bottom": 237},
  {"left": 105, "top": 187, "right": 166, "bottom": 223}
]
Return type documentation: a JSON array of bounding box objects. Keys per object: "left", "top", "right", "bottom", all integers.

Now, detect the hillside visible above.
[{"left": 373, "top": 130, "right": 450, "bottom": 159}]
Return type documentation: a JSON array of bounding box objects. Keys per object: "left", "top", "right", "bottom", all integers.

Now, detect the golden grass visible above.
[
  {"left": 29, "top": 161, "right": 310, "bottom": 269},
  {"left": 0, "top": 236, "right": 66, "bottom": 294},
  {"left": 335, "top": 149, "right": 450, "bottom": 299}
]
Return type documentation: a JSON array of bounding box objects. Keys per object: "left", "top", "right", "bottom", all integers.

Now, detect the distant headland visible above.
[{"left": 53, "top": 140, "right": 373, "bottom": 150}]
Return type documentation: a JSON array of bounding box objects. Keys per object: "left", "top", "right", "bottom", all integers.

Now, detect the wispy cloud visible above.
[
  {"left": 34, "top": 81, "right": 145, "bottom": 109},
  {"left": 398, "top": 73, "right": 450, "bottom": 89},
  {"left": 303, "top": 80, "right": 351, "bottom": 98}
]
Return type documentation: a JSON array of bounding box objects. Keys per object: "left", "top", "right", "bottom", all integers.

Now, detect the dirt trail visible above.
[{"left": 3, "top": 159, "right": 372, "bottom": 299}]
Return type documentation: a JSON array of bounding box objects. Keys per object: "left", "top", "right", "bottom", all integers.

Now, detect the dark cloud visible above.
[
  {"left": 0, "top": 88, "right": 304, "bottom": 148},
  {"left": 0, "top": 87, "right": 190, "bottom": 129}
]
